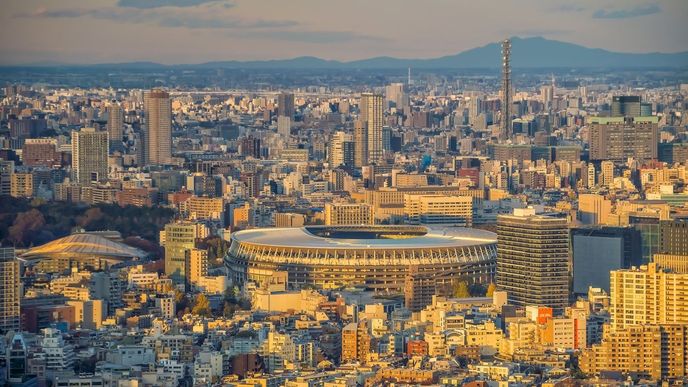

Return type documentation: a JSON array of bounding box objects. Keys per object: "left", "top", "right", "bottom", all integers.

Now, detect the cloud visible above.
[
  {"left": 116, "top": 0, "right": 229, "bottom": 9},
  {"left": 239, "top": 30, "right": 390, "bottom": 44},
  {"left": 22, "top": 6, "right": 296, "bottom": 30},
  {"left": 593, "top": 4, "right": 661, "bottom": 19},
  {"left": 547, "top": 4, "right": 585, "bottom": 13}
]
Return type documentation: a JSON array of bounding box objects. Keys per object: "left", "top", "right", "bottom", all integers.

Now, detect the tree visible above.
[
  {"left": 486, "top": 283, "right": 497, "bottom": 297},
  {"left": 192, "top": 293, "right": 211, "bottom": 317},
  {"left": 452, "top": 280, "right": 471, "bottom": 298},
  {"left": 8, "top": 209, "right": 46, "bottom": 247}
]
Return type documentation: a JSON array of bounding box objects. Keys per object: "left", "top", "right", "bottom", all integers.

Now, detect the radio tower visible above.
[{"left": 501, "top": 39, "right": 512, "bottom": 140}]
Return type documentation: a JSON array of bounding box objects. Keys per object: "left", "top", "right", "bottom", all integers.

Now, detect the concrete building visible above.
[
  {"left": 578, "top": 193, "right": 611, "bottom": 225},
  {"left": 161, "top": 222, "right": 209, "bottom": 285},
  {"left": 610, "top": 263, "right": 688, "bottom": 330},
  {"left": 496, "top": 208, "right": 569, "bottom": 313},
  {"left": 588, "top": 116, "right": 659, "bottom": 162},
  {"left": 107, "top": 102, "right": 124, "bottom": 151},
  {"left": 360, "top": 93, "right": 383, "bottom": 164},
  {"left": 404, "top": 194, "right": 473, "bottom": 226},
  {"left": 10, "top": 172, "right": 33, "bottom": 198},
  {"left": 324, "top": 203, "right": 374, "bottom": 225},
  {"left": 71, "top": 127, "right": 108, "bottom": 184},
  {"left": 341, "top": 322, "right": 371, "bottom": 364}
]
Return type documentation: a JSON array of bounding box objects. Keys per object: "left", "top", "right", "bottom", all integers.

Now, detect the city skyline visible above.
[{"left": 1, "top": 0, "right": 687, "bottom": 65}]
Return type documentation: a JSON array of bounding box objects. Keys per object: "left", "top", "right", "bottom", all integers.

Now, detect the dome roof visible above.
[{"left": 22, "top": 232, "right": 146, "bottom": 260}]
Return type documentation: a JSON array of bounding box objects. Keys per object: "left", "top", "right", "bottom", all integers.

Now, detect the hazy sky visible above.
[{"left": 1, "top": 0, "right": 687, "bottom": 65}]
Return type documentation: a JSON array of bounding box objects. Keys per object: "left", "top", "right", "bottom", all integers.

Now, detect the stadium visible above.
[{"left": 225, "top": 225, "right": 497, "bottom": 292}]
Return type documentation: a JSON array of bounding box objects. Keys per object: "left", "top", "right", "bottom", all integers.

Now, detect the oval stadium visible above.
[{"left": 225, "top": 225, "right": 497, "bottom": 293}]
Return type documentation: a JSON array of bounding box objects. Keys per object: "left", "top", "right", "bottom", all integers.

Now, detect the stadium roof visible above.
[
  {"left": 21, "top": 232, "right": 147, "bottom": 260},
  {"left": 231, "top": 225, "right": 496, "bottom": 250}
]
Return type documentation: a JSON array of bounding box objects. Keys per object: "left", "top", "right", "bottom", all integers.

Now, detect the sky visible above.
[{"left": 1, "top": 0, "right": 687, "bottom": 65}]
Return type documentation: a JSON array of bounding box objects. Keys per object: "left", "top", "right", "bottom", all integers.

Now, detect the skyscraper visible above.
[
  {"left": 161, "top": 221, "right": 208, "bottom": 285},
  {"left": 107, "top": 102, "right": 124, "bottom": 152},
  {"left": 277, "top": 92, "right": 294, "bottom": 136},
  {"left": 0, "top": 247, "right": 20, "bottom": 334},
  {"left": 501, "top": 39, "right": 512, "bottom": 140},
  {"left": 611, "top": 96, "right": 641, "bottom": 117},
  {"left": 354, "top": 120, "right": 368, "bottom": 168},
  {"left": 144, "top": 89, "right": 172, "bottom": 165},
  {"left": 328, "top": 131, "right": 353, "bottom": 168},
  {"left": 496, "top": 208, "right": 569, "bottom": 313},
  {"left": 360, "top": 93, "right": 383, "bottom": 164},
  {"left": 71, "top": 127, "right": 108, "bottom": 184}
]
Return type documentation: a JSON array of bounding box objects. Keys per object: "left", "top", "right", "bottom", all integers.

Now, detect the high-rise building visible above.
[
  {"left": 71, "top": 127, "right": 108, "bottom": 184},
  {"left": 571, "top": 226, "right": 642, "bottom": 294},
  {"left": 161, "top": 222, "right": 209, "bottom": 285},
  {"left": 385, "top": 83, "right": 406, "bottom": 110},
  {"left": 659, "top": 219, "right": 688, "bottom": 256},
  {"left": 144, "top": 90, "right": 172, "bottom": 165},
  {"left": 185, "top": 248, "right": 208, "bottom": 287},
  {"left": 611, "top": 96, "right": 641, "bottom": 117},
  {"left": 22, "top": 138, "right": 59, "bottom": 167},
  {"left": 324, "top": 203, "right": 374, "bottom": 226},
  {"left": 278, "top": 92, "right": 295, "bottom": 118},
  {"left": 600, "top": 160, "right": 614, "bottom": 187},
  {"left": 589, "top": 117, "right": 659, "bottom": 161},
  {"left": 0, "top": 248, "right": 20, "bottom": 334},
  {"left": 496, "top": 208, "right": 569, "bottom": 313},
  {"left": 107, "top": 102, "right": 124, "bottom": 152},
  {"left": 610, "top": 263, "right": 688, "bottom": 330},
  {"left": 586, "top": 163, "right": 596, "bottom": 188},
  {"left": 501, "top": 39, "right": 512, "bottom": 140},
  {"left": 328, "top": 131, "right": 353, "bottom": 168},
  {"left": 10, "top": 172, "right": 33, "bottom": 198},
  {"left": 354, "top": 120, "right": 368, "bottom": 168},
  {"left": 360, "top": 93, "right": 383, "bottom": 164}
]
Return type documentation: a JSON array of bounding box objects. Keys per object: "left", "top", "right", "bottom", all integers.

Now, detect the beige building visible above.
[
  {"left": 71, "top": 127, "right": 108, "bottom": 184},
  {"left": 589, "top": 116, "right": 659, "bottom": 161},
  {"left": 404, "top": 194, "right": 473, "bottom": 226},
  {"left": 341, "top": 322, "right": 371, "bottom": 364},
  {"left": 324, "top": 203, "right": 374, "bottom": 225},
  {"left": 10, "top": 172, "right": 33, "bottom": 198},
  {"left": 578, "top": 193, "right": 612, "bottom": 225},
  {"left": 580, "top": 324, "right": 688, "bottom": 380},
  {"left": 144, "top": 90, "right": 172, "bottom": 165},
  {"left": 274, "top": 213, "right": 305, "bottom": 228},
  {"left": 181, "top": 196, "right": 224, "bottom": 221},
  {"left": 185, "top": 248, "right": 208, "bottom": 286},
  {"left": 610, "top": 263, "right": 688, "bottom": 329},
  {"left": 360, "top": 93, "right": 384, "bottom": 164}
]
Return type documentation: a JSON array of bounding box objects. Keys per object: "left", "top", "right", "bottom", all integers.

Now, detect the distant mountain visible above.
[{"left": 9, "top": 37, "right": 688, "bottom": 69}]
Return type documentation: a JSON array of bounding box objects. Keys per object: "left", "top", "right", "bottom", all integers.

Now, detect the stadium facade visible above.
[{"left": 225, "top": 225, "right": 497, "bottom": 292}]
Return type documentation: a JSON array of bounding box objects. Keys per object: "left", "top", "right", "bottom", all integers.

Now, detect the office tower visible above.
[
  {"left": 0, "top": 248, "right": 20, "bottom": 334},
  {"left": 278, "top": 92, "right": 295, "bottom": 118},
  {"left": 501, "top": 39, "right": 512, "bottom": 140},
  {"left": 185, "top": 248, "right": 208, "bottom": 287},
  {"left": 589, "top": 117, "right": 659, "bottom": 161},
  {"left": 341, "top": 322, "right": 371, "bottom": 364},
  {"left": 385, "top": 83, "right": 406, "bottom": 109},
  {"left": 540, "top": 84, "right": 554, "bottom": 108},
  {"left": 611, "top": 96, "right": 641, "bottom": 117},
  {"left": 600, "top": 160, "right": 614, "bottom": 186},
  {"left": 144, "top": 89, "right": 172, "bottom": 165},
  {"left": 403, "top": 194, "right": 473, "bottom": 226},
  {"left": 0, "top": 161, "right": 14, "bottom": 196},
  {"left": 274, "top": 213, "right": 306, "bottom": 228},
  {"left": 161, "top": 222, "right": 208, "bottom": 285},
  {"left": 630, "top": 214, "right": 660, "bottom": 263},
  {"left": 571, "top": 227, "right": 642, "bottom": 294},
  {"left": 324, "top": 203, "right": 374, "bottom": 225},
  {"left": 659, "top": 219, "right": 688, "bottom": 255},
  {"left": 382, "top": 126, "right": 392, "bottom": 151},
  {"left": 578, "top": 193, "right": 612, "bottom": 225},
  {"left": 277, "top": 115, "right": 291, "bottom": 136},
  {"left": 328, "top": 131, "right": 352, "bottom": 168},
  {"left": 354, "top": 120, "right": 368, "bottom": 167},
  {"left": 71, "top": 127, "right": 108, "bottom": 184},
  {"left": 360, "top": 93, "right": 383, "bottom": 164},
  {"left": 496, "top": 208, "right": 569, "bottom": 313},
  {"left": 240, "top": 136, "right": 261, "bottom": 158},
  {"left": 107, "top": 102, "right": 124, "bottom": 152},
  {"left": 609, "top": 263, "right": 688, "bottom": 329}
]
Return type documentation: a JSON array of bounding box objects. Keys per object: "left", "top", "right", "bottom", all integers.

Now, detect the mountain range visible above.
[{"left": 14, "top": 37, "right": 688, "bottom": 69}]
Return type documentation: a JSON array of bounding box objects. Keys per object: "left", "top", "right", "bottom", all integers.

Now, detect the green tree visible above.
[
  {"left": 192, "top": 293, "right": 212, "bottom": 317},
  {"left": 452, "top": 280, "right": 471, "bottom": 298}
]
